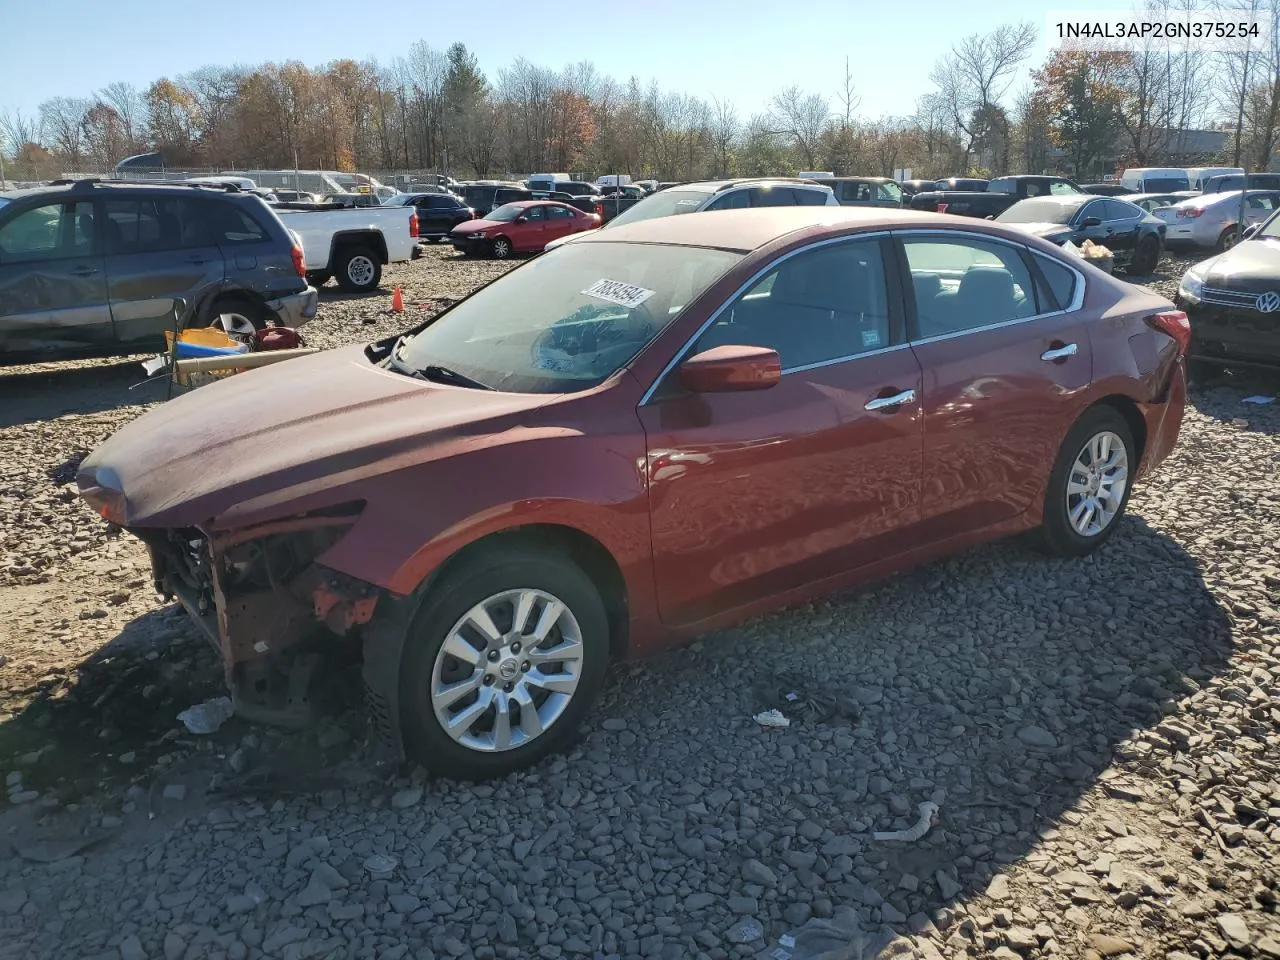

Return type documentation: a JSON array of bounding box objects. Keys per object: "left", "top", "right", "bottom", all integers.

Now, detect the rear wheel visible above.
[
  {"left": 335, "top": 246, "right": 381, "bottom": 292},
  {"left": 398, "top": 548, "right": 609, "bottom": 780},
  {"left": 1035, "top": 406, "right": 1136, "bottom": 558},
  {"left": 205, "top": 296, "right": 271, "bottom": 341},
  {"left": 490, "top": 237, "right": 513, "bottom": 260},
  {"left": 1127, "top": 235, "right": 1160, "bottom": 275}
]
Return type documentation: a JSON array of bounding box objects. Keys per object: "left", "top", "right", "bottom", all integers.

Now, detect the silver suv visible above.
[{"left": 543, "top": 178, "right": 837, "bottom": 251}]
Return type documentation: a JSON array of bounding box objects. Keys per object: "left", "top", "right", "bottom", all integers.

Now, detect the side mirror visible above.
[
  {"left": 1244, "top": 224, "right": 1260, "bottom": 239},
  {"left": 514, "top": 215, "right": 528, "bottom": 223},
  {"left": 679, "top": 344, "right": 781, "bottom": 393},
  {"left": 1081, "top": 216, "right": 1102, "bottom": 227}
]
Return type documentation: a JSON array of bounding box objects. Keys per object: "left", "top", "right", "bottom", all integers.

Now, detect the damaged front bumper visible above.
[{"left": 137, "top": 513, "right": 381, "bottom": 724}]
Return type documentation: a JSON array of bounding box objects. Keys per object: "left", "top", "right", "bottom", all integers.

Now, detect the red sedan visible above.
[
  {"left": 449, "top": 199, "right": 600, "bottom": 259},
  {"left": 78, "top": 207, "right": 1187, "bottom": 779}
]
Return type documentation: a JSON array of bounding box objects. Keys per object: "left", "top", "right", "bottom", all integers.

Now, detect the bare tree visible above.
[
  {"left": 768, "top": 85, "right": 830, "bottom": 169},
  {"left": 709, "top": 97, "right": 738, "bottom": 177},
  {"left": 929, "top": 22, "right": 1036, "bottom": 168},
  {"left": 0, "top": 108, "right": 40, "bottom": 154},
  {"left": 99, "top": 81, "right": 145, "bottom": 147},
  {"left": 38, "top": 97, "right": 91, "bottom": 167}
]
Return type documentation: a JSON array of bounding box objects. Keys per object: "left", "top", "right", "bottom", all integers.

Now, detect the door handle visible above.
[
  {"left": 864, "top": 388, "right": 917, "bottom": 411},
  {"left": 186, "top": 256, "right": 209, "bottom": 264},
  {"left": 70, "top": 266, "right": 98, "bottom": 277},
  {"left": 1041, "top": 343, "right": 1078, "bottom": 361}
]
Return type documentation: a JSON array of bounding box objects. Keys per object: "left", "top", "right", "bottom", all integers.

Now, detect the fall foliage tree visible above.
[{"left": 1033, "top": 51, "right": 1128, "bottom": 178}]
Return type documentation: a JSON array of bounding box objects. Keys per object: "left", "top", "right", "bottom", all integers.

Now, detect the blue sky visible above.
[{"left": 1, "top": 0, "right": 1129, "bottom": 123}]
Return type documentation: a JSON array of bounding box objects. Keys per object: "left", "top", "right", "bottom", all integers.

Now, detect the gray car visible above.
[
  {"left": 821, "top": 176, "right": 905, "bottom": 208},
  {"left": 1155, "top": 189, "right": 1280, "bottom": 251},
  {"left": 0, "top": 179, "right": 317, "bottom": 363}
]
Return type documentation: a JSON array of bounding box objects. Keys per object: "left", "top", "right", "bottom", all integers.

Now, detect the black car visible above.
[
  {"left": 995, "top": 194, "right": 1165, "bottom": 274},
  {"left": 898, "top": 179, "right": 937, "bottom": 198},
  {"left": 529, "top": 190, "right": 604, "bottom": 216},
  {"left": 934, "top": 177, "right": 990, "bottom": 192},
  {"left": 460, "top": 183, "right": 535, "bottom": 217},
  {"left": 388, "top": 192, "right": 476, "bottom": 241},
  {"left": 1176, "top": 216, "right": 1280, "bottom": 377},
  {"left": 1080, "top": 183, "right": 1135, "bottom": 196},
  {"left": 0, "top": 178, "right": 317, "bottom": 363}
]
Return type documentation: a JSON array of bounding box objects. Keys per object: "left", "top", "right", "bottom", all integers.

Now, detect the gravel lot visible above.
[{"left": 0, "top": 246, "right": 1278, "bottom": 960}]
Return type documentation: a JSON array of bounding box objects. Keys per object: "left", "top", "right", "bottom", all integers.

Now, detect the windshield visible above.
[
  {"left": 1257, "top": 206, "right": 1280, "bottom": 240},
  {"left": 606, "top": 189, "right": 714, "bottom": 228},
  {"left": 484, "top": 203, "right": 526, "bottom": 222},
  {"left": 395, "top": 242, "right": 742, "bottom": 393},
  {"left": 996, "top": 198, "right": 1083, "bottom": 225},
  {"left": 875, "top": 182, "right": 903, "bottom": 202}
]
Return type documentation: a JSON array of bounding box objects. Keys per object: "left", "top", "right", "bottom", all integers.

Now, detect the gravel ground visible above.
[{"left": 0, "top": 247, "right": 1278, "bottom": 960}]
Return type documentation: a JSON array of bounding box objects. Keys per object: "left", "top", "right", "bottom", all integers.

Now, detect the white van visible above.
[
  {"left": 798, "top": 171, "right": 835, "bottom": 179},
  {"left": 1185, "top": 166, "right": 1244, "bottom": 191},
  {"left": 596, "top": 174, "right": 632, "bottom": 188},
  {"left": 1120, "top": 167, "right": 1191, "bottom": 192},
  {"left": 186, "top": 175, "right": 257, "bottom": 191}
]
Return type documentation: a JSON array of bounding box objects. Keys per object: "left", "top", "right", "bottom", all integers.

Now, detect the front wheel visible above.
[
  {"left": 490, "top": 237, "right": 513, "bottom": 260},
  {"left": 335, "top": 246, "right": 382, "bottom": 292},
  {"left": 1035, "top": 407, "right": 1136, "bottom": 557},
  {"left": 1218, "top": 227, "right": 1240, "bottom": 252},
  {"left": 398, "top": 548, "right": 609, "bottom": 780}
]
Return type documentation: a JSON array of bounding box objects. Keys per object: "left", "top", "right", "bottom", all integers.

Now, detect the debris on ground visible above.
[
  {"left": 753, "top": 708, "right": 791, "bottom": 728},
  {"left": 176, "top": 696, "right": 234, "bottom": 734},
  {"left": 872, "top": 801, "right": 940, "bottom": 842},
  {"left": 753, "top": 671, "right": 861, "bottom": 724}
]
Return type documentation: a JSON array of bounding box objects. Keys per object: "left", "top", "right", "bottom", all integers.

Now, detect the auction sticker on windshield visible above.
[{"left": 582, "top": 279, "right": 656, "bottom": 310}]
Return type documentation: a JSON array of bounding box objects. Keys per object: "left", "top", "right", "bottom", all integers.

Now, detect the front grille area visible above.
[{"left": 1201, "top": 287, "right": 1266, "bottom": 310}]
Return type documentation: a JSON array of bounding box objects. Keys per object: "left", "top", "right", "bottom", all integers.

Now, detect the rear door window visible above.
[
  {"left": 704, "top": 190, "right": 750, "bottom": 211},
  {"left": 749, "top": 187, "right": 800, "bottom": 207},
  {"left": 0, "top": 202, "right": 68, "bottom": 261},
  {"left": 796, "top": 188, "right": 830, "bottom": 206},
  {"left": 901, "top": 237, "right": 1040, "bottom": 339}
]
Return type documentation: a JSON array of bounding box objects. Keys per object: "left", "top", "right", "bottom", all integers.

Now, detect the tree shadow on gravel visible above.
[
  {"left": 0, "top": 359, "right": 161, "bottom": 428},
  {"left": 583, "top": 514, "right": 1233, "bottom": 933}
]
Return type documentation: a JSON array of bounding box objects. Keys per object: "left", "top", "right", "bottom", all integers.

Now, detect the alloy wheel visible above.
[
  {"left": 209, "top": 312, "right": 258, "bottom": 341},
  {"left": 430, "top": 588, "right": 584, "bottom": 752},
  {"left": 1065, "top": 430, "right": 1129, "bottom": 537}
]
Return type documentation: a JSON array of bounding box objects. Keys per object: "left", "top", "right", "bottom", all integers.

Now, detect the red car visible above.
[
  {"left": 78, "top": 207, "right": 1188, "bottom": 780},
  {"left": 449, "top": 199, "right": 600, "bottom": 259}
]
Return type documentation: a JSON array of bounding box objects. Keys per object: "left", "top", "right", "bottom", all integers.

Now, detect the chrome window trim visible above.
[{"left": 637, "top": 230, "right": 894, "bottom": 405}]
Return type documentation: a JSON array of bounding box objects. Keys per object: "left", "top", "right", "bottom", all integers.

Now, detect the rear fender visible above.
[{"left": 329, "top": 230, "right": 389, "bottom": 267}]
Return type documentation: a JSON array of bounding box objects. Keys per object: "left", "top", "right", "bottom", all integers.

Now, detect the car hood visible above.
[
  {"left": 451, "top": 218, "right": 508, "bottom": 235},
  {"left": 1194, "top": 239, "right": 1280, "bottom": 292},
  {"left": 1000, "top": 221, "right": 1073, "bottom": 241},
  {"left": 77, "top": 345, "right": 551, "bottom": 530}
]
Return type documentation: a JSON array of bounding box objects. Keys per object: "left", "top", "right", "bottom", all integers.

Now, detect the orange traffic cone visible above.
[{"left": 391, "top": 287, "right": 404, "bottom": 313}]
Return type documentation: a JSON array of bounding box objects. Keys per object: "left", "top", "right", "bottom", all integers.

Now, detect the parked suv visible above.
[
  {"left": 542, "top": 178, "right": 837, "bottom": 251},
  {"left": 0, "top": 178, "right": 317, "bottom": 363},
  {"left": 460, "top": 183, "right": 535, "bottom": 217}
]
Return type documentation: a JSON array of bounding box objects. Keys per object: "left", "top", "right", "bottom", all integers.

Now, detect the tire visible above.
[
  {"left": 335, "top": 246, "right": 382, "bottom": 292},
  {"left": 1035, "top": 406, "right": 1136, "bottom": 558},
  {"left": 204, "top": 296, "right": 271, "bottom": 341},
  {"left": 1127, "top": 236, "right": 1160, "bottom": 275},
  {"left": 1218, "top": 226, "right": 1240, "bottom": 252},
  {"left": 306, "top": 271, "right": 331, "bottom": 288},
  {"left": 398, "top": 548, "right": 610, "bottom": 780},
  {"left": 490, "top": 237, "right": 513, "bottom": 260}
]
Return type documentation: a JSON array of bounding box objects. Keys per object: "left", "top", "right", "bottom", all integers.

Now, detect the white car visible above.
[
  {"left": 1155, "top": 190, "right": 1280, "bottom": 252},
  {"left": 275, "top": 204, "right": 420, "bottom": 291},
  {"left": 543, "top": 178, "right": 838, "bottom": 252}
]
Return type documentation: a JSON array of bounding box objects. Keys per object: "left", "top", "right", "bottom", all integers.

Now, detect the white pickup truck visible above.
[{"left": 275, "top": 204, "right": 420, "bottom": 292}]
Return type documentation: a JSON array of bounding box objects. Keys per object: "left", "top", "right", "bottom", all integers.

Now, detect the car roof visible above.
[{"left": 573, "top": 206, "right": 1022, "bottom": 253}]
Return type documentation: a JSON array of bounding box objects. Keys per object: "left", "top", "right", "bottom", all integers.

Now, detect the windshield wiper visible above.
[
  {"left": 380, "top": 337, "right": 494, "bottom": 390},
  {"left": 419, "top": 365, "right": 494, "bottom": 390}
]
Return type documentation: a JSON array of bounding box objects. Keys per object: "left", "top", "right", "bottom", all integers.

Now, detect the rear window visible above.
[
  {"left": 1143, "top": 177, "right": 1190, "bottom": 192},
  {"left": 607, "top": 189, "right": 714, "bottom": 228}
]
